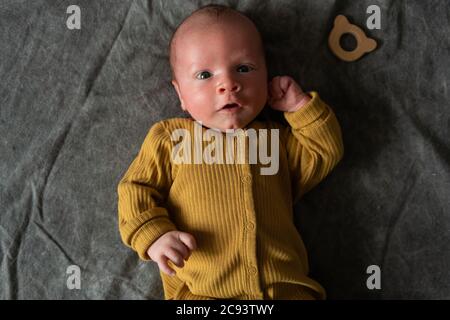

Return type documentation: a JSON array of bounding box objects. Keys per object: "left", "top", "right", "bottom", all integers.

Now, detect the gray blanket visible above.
[{"left": 1, "top": 0, "right": 449, "bottom": 299}]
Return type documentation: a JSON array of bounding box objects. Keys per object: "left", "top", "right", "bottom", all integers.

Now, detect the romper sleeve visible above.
[
  {"left": 283, "top": 92, "right": 344, "bottom": 204},
  {"left": 117, "top": 122, "right": 177, "bottom": 260}
]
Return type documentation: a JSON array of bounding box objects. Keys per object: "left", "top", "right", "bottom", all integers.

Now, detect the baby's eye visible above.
[
  {"left": 196, "top": 71, "right": 212, "bottom": 80},
  {"left": 236, "top": 65, "right": 254, "bottom": 73}
]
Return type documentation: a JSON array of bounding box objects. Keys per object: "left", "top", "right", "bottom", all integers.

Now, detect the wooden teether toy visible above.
[{"left": 328, "top": 15, "right": 377, "bottom": 62}]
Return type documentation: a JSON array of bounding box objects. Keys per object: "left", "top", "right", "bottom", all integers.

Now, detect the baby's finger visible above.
[
  {"left": 171, "top": 241, "right": 190, "bottom": 261},
  {"left": 166, "top": 248, "right": 185, "bottom": 268},
  {"left": 178, "top": 232, "right": 197, "bottom": 251},
  {"left": 158, "top": 256, "right": 176, "bottom": 276},
  {"left": 279, "top": 76, "right": 292, "bottom": 94}
]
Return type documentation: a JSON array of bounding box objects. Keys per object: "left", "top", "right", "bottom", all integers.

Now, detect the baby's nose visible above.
[{"left": 217, "top": 80, "right": 242, "bottom": 94}]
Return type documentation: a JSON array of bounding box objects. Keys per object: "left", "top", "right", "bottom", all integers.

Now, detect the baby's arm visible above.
[
  {"left": 269, "top": 76, "right": 344, "bottom": 203},
  {"left": 117, "top": 122, "right": 195, "bottom": 275}
]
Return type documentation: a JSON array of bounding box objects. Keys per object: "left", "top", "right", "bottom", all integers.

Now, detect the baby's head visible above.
[{"left": 170, "top": 5, "right": 268, "bottom": 132}]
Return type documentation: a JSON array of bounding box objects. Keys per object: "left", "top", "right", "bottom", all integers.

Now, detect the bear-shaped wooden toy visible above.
[{"left": 328, "top": 15, "right": 377, "bottom": 62}]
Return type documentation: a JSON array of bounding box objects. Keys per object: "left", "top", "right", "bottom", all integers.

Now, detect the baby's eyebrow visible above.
[
  {"left": 239, "top": 61, "right": 257, "bottom": 66},
  {"left": 188, "top": 62, "right": 207, "bottom": 72},
  {"left": 189, "top": 60, "right": 256, "bottom": 70},
  {"left": 229, "top": 50, "right": 257, "bottom": 61}
]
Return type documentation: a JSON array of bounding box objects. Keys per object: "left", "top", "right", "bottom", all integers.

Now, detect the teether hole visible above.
[{"left": 340, "top": 33, "right": 357, "bottom": 52}]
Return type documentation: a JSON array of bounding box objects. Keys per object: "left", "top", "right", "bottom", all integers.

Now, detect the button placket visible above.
[
  {"left": 248, "top": 265, "right": 258, "bottom": 275},
  {"left": 241, "top": 174, "right": 252, "bottom": 184},
  {"left": 246, "top": 221, "right": 255, "bottom": 231},
  {"left": 239, "top": 163, "right": 262, "bottom": 295}
]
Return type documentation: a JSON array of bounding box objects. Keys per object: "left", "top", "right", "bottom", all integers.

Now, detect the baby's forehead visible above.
[
  {"left": 176, "top": 23, "right": 260, "bottom": 61},
  {"left": 176, "top": 13, "right": 254, "bottom": 40}
]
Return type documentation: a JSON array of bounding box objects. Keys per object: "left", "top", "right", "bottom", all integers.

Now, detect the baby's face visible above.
[{"left": 171, "top": 17, "right": 268, "bottom": 132}]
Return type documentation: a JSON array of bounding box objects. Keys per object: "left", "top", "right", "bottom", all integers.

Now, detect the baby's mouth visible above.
[{"left": 220, "top": 103, "right": 242, "bottom": 111}]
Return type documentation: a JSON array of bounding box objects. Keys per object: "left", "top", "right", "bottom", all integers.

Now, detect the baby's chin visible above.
[{"left": 201, "top": 119, "right": 251, "bottom": 133}]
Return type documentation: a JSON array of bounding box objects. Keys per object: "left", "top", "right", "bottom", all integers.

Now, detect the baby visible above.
[{"left": 118, "top": 4, "right": 344, "bottom": 300}]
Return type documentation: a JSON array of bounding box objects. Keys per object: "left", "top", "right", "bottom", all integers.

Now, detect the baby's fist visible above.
[
  {"left": 268, "top": 76, "right": 310, "bottom": 112},
  {"left": 147, "top": 231, "right": 197, "bottom": 276}
]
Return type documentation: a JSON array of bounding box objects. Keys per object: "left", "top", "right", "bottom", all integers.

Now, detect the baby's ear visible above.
[{"left": 171, "top": 80, "right": 186, "bottom": 110}]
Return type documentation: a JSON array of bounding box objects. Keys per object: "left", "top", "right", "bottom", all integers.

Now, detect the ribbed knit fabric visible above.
[{"left": 117, "top": 92, "right": 344, "bottom": 300}]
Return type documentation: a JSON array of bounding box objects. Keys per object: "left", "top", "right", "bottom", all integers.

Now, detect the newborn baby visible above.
[{"left": 118, "top": 4, "right": 344, "bottom": 300}]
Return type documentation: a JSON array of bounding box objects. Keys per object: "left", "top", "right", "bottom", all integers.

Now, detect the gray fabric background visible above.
[{"left": 1, "top": 0, "right": 449, "bottom": 299}]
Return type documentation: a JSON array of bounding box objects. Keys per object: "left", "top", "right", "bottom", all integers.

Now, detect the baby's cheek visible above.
[{"left": 189, "top": 90, "right": 209, "bottom": 107}]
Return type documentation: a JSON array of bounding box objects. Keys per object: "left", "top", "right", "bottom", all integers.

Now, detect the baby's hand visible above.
[
  {"left": 268, "top": 76, "right": 311, "bottom": 112},
  {"left": 147, "top": 231, "right": 197, "bottom": 276}
]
